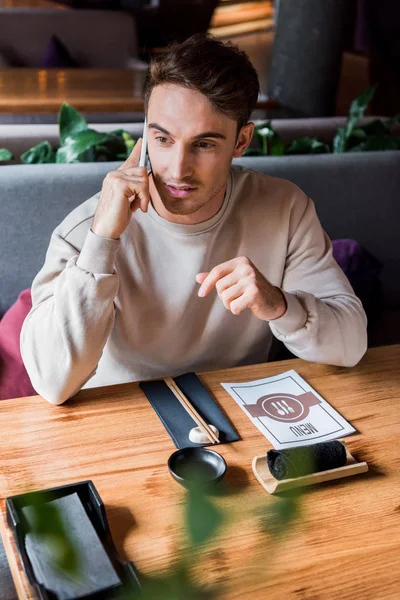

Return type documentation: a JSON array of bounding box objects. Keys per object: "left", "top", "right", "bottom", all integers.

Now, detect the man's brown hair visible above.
[{"left": 144, "top": 33, "right": 260, "bottom": 132}]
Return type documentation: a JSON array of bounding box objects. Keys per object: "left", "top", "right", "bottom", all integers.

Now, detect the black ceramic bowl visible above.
[{"left": 168, "top": 447, "right": 227, "bottom": 489}]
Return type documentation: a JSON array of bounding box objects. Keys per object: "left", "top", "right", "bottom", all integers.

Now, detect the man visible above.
[{"left": 21, "top": 34, "right": 367, "bottom": 405}]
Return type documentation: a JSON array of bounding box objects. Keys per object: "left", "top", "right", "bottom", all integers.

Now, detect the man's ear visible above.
[{"left": 232, "top": 122, "right": 255, "bottom": 158}]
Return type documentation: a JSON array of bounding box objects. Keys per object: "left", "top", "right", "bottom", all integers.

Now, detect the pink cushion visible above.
[{"left": 0, "top": 289, "right": 36, "bottom": 400}]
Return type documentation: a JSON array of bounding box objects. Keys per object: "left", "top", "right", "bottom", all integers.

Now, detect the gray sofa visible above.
[
  {"left": 1, "top": 152, "right": 399, "bottom": 347},
  {"left": 0, "top": 9, "right": 138, "bottom": 68}
]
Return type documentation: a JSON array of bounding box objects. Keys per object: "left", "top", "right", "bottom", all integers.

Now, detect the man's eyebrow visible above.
[
  {"left": 192, "top": 131, "right": 226, "bottom": 141},
  {"left": 148, "top": 123, "right": 226, "bottom": 141},
  {"left": 148, "top": 123, "right": 170, "bottom": 136}
]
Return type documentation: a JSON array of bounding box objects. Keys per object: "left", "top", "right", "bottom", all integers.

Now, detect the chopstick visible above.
[{"left": 164, "top": 377, "right": 220, "bottom": 444}]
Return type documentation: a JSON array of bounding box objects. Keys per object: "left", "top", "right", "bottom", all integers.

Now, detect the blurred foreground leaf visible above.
[
  {"left": 186, "top": 486, "right": 224, "bottom": 547},
  {"left": 258, "top": 489, "right": 301, "bottom": 539},
  {"left": 21, "top": 493, "right": 80, "bottom": 576},
  {"left": 134, "top": 564, "right": 218, "bottom": 600}
]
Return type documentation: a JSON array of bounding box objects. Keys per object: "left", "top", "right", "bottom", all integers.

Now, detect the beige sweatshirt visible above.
[{"left": 21, "top": 166, "right": 367, "bottom": 405}]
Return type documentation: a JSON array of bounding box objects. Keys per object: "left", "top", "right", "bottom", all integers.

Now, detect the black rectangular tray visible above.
[{"left": 6, "top": 480, "right": 141, "bottom": 600}]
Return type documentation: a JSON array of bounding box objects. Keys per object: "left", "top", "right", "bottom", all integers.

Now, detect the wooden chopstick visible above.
[{"left": 164, "top": 377, "right": 220, "bottom": 444}]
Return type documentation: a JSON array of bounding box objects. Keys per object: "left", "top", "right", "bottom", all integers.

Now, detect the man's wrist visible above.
[
  {"left": 91, "top": 225, "right": 119, "bottom": 241},
  {"left": 269, "top": 287, "right": 288, "bottom": 321}
]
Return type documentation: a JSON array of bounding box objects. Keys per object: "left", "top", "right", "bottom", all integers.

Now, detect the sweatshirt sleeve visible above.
[
  {"left": 20, "top": 228, "right": 120, "bottom": 405},
  {"left": 269, "top": 196, "right": 368, "bottom": 367}
]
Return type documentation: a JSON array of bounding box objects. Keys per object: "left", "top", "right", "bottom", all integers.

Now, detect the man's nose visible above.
[{"left": 170, "top": 146, "right": 193, "bottom": 180}]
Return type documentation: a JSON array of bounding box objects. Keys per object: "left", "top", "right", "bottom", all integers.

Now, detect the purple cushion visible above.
[
  {"left": 0, "top": 289, "right": 36, "bottom": 400},
  {"left": 40, "top": 35, "right": 79, "bottom": 68},
  {"left": 332, "top": 239, "right": 383, "bottom": 319}
]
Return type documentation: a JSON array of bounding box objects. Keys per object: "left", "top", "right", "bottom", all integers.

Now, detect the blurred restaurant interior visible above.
[
  {"left": 0, "top": 0, "right": 399, "bottom": 122},
  {"left": 0, "top": 2, "right": 399, "bottom": 599}
]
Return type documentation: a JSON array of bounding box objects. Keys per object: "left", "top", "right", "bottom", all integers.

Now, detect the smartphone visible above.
[{"left": 139, "top": 118, "right": 148, "bottom": 167}]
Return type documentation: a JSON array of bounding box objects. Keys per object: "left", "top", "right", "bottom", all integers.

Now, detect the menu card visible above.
[{"left": 221, "top": 369, "right": 355, "bottom": 449}]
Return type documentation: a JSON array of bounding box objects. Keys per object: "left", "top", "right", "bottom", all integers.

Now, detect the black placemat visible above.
[{"left": 140, "top": 372, "right": 239, "bottom": 449}]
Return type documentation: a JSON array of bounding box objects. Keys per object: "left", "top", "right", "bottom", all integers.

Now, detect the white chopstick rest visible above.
[
  {"left": 139, "top": 117, "right": 147, "bottom": 167},
  {"left": 189, "top": 425, "right": 220, "bottom": 445}
]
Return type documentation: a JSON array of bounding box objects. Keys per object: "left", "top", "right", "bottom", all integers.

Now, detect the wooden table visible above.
[
  {"left": 0, "top": 68, "right": 279, "bottom": 115},
  {"left": 0, "top": 345, "right": 399, "bottom": 599}
]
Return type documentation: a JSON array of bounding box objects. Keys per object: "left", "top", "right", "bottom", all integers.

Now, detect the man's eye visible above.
[
  {"left": 197, "top": 141, "right": 214, "bottom": 150},
  {"left": 156, "top": 136, "right": 168, "bottom": 144}
]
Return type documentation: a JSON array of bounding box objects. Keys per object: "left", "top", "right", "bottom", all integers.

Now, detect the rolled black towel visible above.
[{"left": 267, "top": 440, "right": 347, "bottom": 480}]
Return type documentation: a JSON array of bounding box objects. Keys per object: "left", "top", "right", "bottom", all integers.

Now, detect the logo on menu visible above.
[{"left": 244, "top": 392, "right": 320, "bottom": 423}]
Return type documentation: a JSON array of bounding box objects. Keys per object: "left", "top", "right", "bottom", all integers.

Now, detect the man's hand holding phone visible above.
[{"left": 92, "top": 137, "right": 150, "bottom": 240}]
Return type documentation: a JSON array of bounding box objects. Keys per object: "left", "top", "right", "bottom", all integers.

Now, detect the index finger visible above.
[
  {"left": 198, "top": 260, "right": 237, "bottom": 297},
  {"left": 117, "top": 138, "right": 142, "bottom": 171}
]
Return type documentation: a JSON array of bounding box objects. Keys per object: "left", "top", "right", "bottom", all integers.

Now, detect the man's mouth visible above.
[{"left": 166, "top": 184, "right": 197, "bottom": 198}]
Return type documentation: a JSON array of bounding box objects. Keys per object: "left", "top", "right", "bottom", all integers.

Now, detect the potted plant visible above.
[
  {"left": 246, "top": 86, "right": 400, "bottom": 157},
  {"left": 0, "top": 104, "right": 136, "bottom": 165}
]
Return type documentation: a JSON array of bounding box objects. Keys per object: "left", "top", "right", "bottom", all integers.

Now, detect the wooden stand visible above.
[{"left": 252, "top": 443, "right": 368, "bottom": 494}]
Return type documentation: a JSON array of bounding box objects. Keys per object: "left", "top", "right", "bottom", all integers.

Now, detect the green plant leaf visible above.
[
  {"left": 333, "top": 127, "right": 347, "bottom": 153},
  {"left": 344, "top": 127, "right": 368, "bottom": 151},
  {"left": 270, "top": 492, "right": 299, "bottom": 531},
  {"left": 348, "top": 128, "right": 368, "bottom": 139},
  {"left": 19, "top": 494, "right": 80, "bottom": 576},
  {"left": 349, "top": 135, "right": 400, "bottom": 152},
  {"left": 334, "top": 84, "right": 377, "bottom": 152},
  {"left": 0, "top": 148, "right": 13, "bottom": 162},
  {"left": 271, "top": 136, "right": 285, "bottom": 156},
  {"left": 122, "top": 131, "right": 135, "bottom": 149},
  {"left": 136, "top": 564, "right": 216, "bottom": 600},
  {"left": 255, "top": 121, "right": 278, "bottom": 156},
  {"left": 385, "top": 113, "right": 400, "bottom": 129},
  {"left": 254, "top": 120, "right": 275, "bottom": 135},
  {"left": 258, "top": 490, "right": 301, "bottom": 539},
  {"left": 94, "top": 144, "right": 111, "bottom": 161},
  {"left": 21, "top": 141, "right": 56, "bottom": 164},
  {"left": 91, "top": 130, "right": 137, "bottom": 161},
  {"left": 58, "top": 103, "right": 88, "bottom": 146},
  {"left": 243, "top": 147, "right": 263, "bottom": 156},
  {"left": 108, "top": 130, "right": 136, "bottom": 158},
  {"left": 118, "top": 130, "right": 136, "bottom": 157},
  {"left": 95, "top": 132, "right": 129, "bottom": 161},
  {"left": 255, "top": 125, "right": 275, "bottom": 139},
  {"left": 357, "top": 119, "right": 390, "bottom": 137},
  {"left": 56, "top": 129, "right": 114, "bottom": 163},
  {"left": 346, "top": 84, "right": 377, "bottom": 134},
  {"left": 81, "top": 147, "right": 97, "bottom": 162},
  {"left": 285, "top": 137, "right": 330, "bottom": 155},
  {"left": 186, "top": 487, "right": 223, "bottom": 547}
]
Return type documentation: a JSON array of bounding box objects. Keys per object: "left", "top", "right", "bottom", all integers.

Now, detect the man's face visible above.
[{"left": 147, "top": 84, "right": 253, "bottom": 223}]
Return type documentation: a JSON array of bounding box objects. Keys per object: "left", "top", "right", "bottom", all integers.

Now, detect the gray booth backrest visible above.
[{"left": 0, "top": 151, "right": 399, "bottom": 317}]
